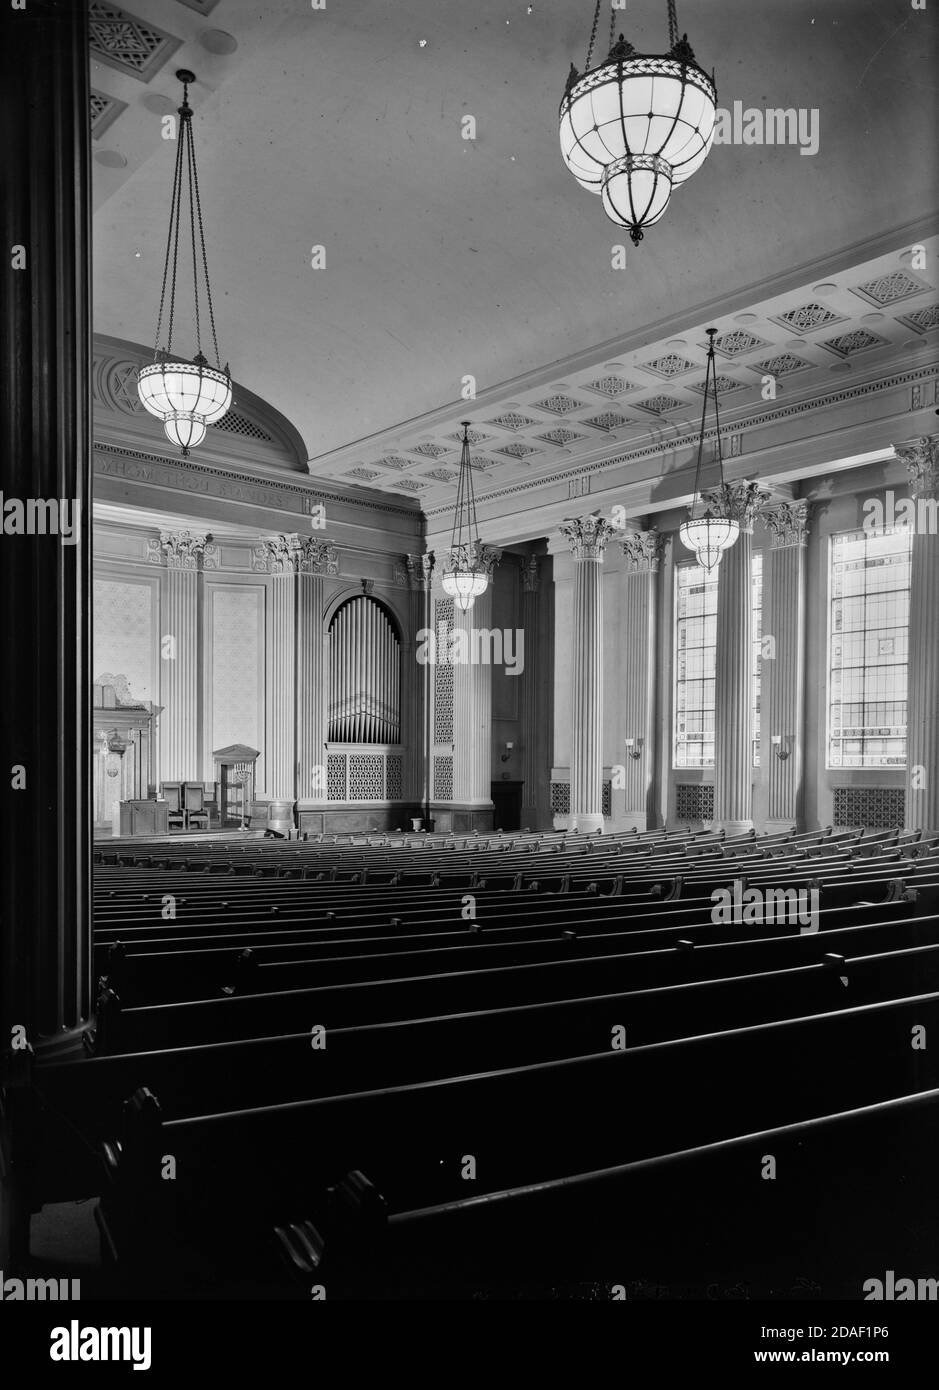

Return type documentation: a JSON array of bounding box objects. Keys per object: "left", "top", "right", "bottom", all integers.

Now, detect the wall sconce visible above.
[
  {"left": 625, "top": 737, "right": 643, "bottom": 761},
  {"left": 500, "top": 741, "right": 514, "bottom": 763},
  {"left": 772, "top": 734, "right": 791, "bottom": 762}
]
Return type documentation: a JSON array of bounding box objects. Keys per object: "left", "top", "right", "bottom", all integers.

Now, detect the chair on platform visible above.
[
  {"left": 183, "top": 782, "right": 210, "bottom": 831},
  {"left": 202, "top": 782, "right": 220, "bottom": 828},
  {"left": 161, "top": 782, "right": 186, "bottom": 831}
]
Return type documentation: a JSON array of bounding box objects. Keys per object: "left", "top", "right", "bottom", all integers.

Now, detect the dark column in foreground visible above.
[{"left": 0, "top": 0, "right": 92, "bottom": 1050}]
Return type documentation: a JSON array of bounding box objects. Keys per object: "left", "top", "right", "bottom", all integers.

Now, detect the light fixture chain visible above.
[
  {"left": 153, "top": 122, "right": 187, "bottom": 356},
  {"left": 667, "top": 0, "right": 679, "bottom": 49},
  {"left": 585, "top": 0, "right": 603, "bottom": 69},
  {"left": 165, "top": 129, "right": 187, "bottom": 358},
  {"left": 185, "top": 119, "right": 203, "bottom": 360},
  {"left": 609, "top": 0, "right": 617, "bottom": 52},
  {"left": 188, "top": 119, "right": 223, "bottom": 368}
]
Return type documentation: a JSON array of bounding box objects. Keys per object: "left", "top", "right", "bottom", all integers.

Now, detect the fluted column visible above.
[
  {"left": 253, "top": 534, "right": 302, "bottom": 801},
  {"left": 897, "top": 437, "right": 939, "bottom": 832},
  {"left": 561, "top": 515, "right": 613, "bottom": 834},
  {"left": 1, "top": 0, "right": 92, "bottom": 1052},
  {"left": 620, "top": 529, "right": 664, "bottom": 830},
  {"left": 709, "top": 482, "right": 768, "bottom": 835},
  {"left": 157, "top": 531, "right": 210, "bottom": 781},
  {"left": 296, "top": 538, "right": 339, "bottom": 800},
  {"left": 404, "top": 553, "right": 433, "bottom": 807},
  {"left": 519, "top": 555, "right": 543, "bottom": 828},
  {"left": 761, "top": 502, "right": 810, "bottom": 830},
  {"left": 451, "top": 548, "right": 501, "bottom": 823}
]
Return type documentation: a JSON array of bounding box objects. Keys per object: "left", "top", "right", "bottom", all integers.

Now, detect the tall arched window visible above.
[{"left": 327, "top": 596, "right": 401, "bottom": 743}]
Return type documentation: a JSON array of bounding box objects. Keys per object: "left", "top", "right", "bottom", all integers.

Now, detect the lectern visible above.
[{"left": 213, "top": 744, "right": 261, "bottom": 828}]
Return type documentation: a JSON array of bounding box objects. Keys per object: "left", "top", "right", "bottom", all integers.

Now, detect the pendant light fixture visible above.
[
  {"left": 440, "top": 423, "right": 490, "bottom": 613},
  {"left": 559, "top": 0, "right": 717, "bottom": 244},
  {"left": 678, "top": 328, "right": 739, "bottom": 573},
  {"left": 137, "top": 69, "right": 232, "bottom": 455}
]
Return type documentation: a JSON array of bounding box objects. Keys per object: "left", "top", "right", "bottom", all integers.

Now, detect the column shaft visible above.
[
  {"left": 898, "top": 438, "right": 939, "bottom": 832},
  {"left": 296, "top": 572, "right": 326, "bottom": 800},
  {"left": 161, "top": 568, "right": 200, "bottom": 780},
  {"left": 519, "top": 557, "right": 542, "bottom": 829},
  {"left": 562, "top": 516, "right": 612, "bottom": 834},
  {"left": 620, "top": 531, "right": 662, "bottom": 829},
  {"left": 452, "top": 586, "right": 495, "bottom": 807},
  {"left": 0, "top": 0, "right": 92, "bottom": 1046},
  {"left": 267, "top": 574, "right": 296, "bottom": 800},
  {"left": 761, "top": 503, "right": 809, "bottom": 829},
  {"left": 714, "top": 528, "right": 754, "bottom": 833}
]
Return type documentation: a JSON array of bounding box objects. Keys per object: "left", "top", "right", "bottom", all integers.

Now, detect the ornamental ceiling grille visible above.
[{"left": 327, "top": 597, "right": 401, "bottom": 744}]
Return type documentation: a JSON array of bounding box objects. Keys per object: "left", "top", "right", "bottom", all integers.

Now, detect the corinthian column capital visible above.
[
  {"left": 298, "top": 537, "right": 340, "bottom": 575},
  {"left": 701, "top": 480, "right": 770, "bottom": 531},
  {"left": 252, "top": 533, "right": 312, "bottom": 574},
  {"left": 621, "top": 527, "right": 664, "bottom": 573},
  {"left": 762, "top": 500, "right": 811, "bottom": 549},
  {"left": 895, "top": 435, "right": 939, "bottom": 499},
  {"left": 560, "top": 513, "right": 614, "bottom": 560},
  {"left": 150, "top": 529, "right": 213, "bottom": 570}
]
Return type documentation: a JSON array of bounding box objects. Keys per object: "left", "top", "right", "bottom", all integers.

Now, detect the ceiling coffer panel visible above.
[{"left": 89, "top": 2, "right": 181, "bottom": 83}]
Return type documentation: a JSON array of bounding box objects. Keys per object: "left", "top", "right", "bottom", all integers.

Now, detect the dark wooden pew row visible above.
[
  {"left": 92, "top": 909, "right": 939, "bottom": 1053},
  {"left": 95, "top": 892, "right": 923, "bottom": 1008},
  {"left": 90, "top": 993, "right": 939, "bottom": 1287},
  {"left": 335, "top": 1087, "right": 939, "bottom": 1301},
  {"left": 35, "top": 942, "right": 939, "bottom": 1149},
  {"left": 88, "top": 900, "right": 939, "bottom": 1034}
]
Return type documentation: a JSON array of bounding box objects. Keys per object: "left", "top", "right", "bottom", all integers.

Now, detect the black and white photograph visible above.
[{"left": 1, "top": 0, "right": 938, "bottom": 1363}]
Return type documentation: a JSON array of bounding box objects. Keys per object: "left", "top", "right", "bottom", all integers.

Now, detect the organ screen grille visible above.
[{"left": 327, "top": 596, "right": 401, "bottom": 743}]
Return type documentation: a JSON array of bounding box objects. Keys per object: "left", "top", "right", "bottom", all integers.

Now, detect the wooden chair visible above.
[
  {"left": 183, "top": 782, "right": 209, "bottom": 831},
  {"left": 161, "top": 782, "right": 186, "bottom": 831}
]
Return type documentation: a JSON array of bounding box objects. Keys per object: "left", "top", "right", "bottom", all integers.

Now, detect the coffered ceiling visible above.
[{"left": 91, "top": 0, "right": 939, "bottom": 532}]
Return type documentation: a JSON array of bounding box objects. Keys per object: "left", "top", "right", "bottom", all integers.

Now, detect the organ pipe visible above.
[{"left": 326, "top": 596, "right": 400, "bottom": 745}]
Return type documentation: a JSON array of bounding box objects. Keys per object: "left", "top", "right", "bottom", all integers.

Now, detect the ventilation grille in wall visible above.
[
  {"left": 549, "top": 782, "right": 613, "bottom": 819},
  {"left": 434, "top": 755, "right": 454, "bottom": 801},
  {"left": 325, "top": 751, "right": 406, "bottom": 802},
  {"left": 675, "top": 784, "right": 715, "bottom": 823},
  {"left": 214, "top": 411, "right": 273, "bottom": 442},
  {"left": 434, "top": 597, "right": 454, "bottom": 745},
  {"left": 386, "top": 755, "right": 403, "bottom": 802},
  {"left": 833, "top": 786, "right": 905, "bottom": 829},
  {"left": 349, "top": 753, "right": 384, "bottom": 801},
  {"left": 326, "top": 753, "right": 346, "bottom": 801}
]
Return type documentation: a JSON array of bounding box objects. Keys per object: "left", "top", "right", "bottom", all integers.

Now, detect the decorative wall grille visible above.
[
  {"left": 549, "top": 781, "right": 612, "bottom": 818},
  {"left": 434, "top": 755, "right": 454, "bottom": 801},
  {"left": 349, "top": 753, "right": 384, "bottom": 800},
  {"left": 324, "top": 751, "right": 406, "bottom": 802},
  {"left": 434, "top": 598, "right": 454, "bottom": 744},
  {"left": 833, "top": 786, "right": 904, "bottom": 829},
  {"left": 675, "top": 784, "right": 715, "bottom": 822},
  {"left": 326, "top": 753, "right": 346, "bottom": 801},
  {"left": 214, "top": 411, "right": 273, "bottom": 441},
  {"left": 386, "top": 755, "right": 403, "bottom": 801}
]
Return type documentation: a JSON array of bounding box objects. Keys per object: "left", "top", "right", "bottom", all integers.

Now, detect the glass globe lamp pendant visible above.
[
  {"left": 678, "top": 328, "right": 739, "bottom": 573},
  {"left": 559, "top": 0, "right": 717, "bottom": 244},
  {"left": 441, "top": 423, "right": 490, "bottom": 613},
  {"left": 137, "top": 70, "right": 232, "bottom": 454}
]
